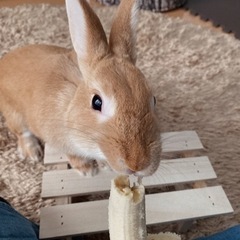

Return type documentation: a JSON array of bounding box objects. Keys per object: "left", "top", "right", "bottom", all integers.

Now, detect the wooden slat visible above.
[
  {"left": 146, "top": 186, "right": 233, "bottom": 225},
  {"left": 40, "top": 186, "right": 233, "bottom": 239},
  {"left": 44, "top": 145, "right": 69, "bottom": 165},
  {"left": 44, "top": 131, "right": 204, "bottom": 165},
  {"left": 41, "top": 156, "right": 216, "bottom": 198},
  {"left": 161, "top": 131, "right": 204, "bottom": 153},
  {"left": 54, "top": 164, "right": 71, "bottom": 206}
]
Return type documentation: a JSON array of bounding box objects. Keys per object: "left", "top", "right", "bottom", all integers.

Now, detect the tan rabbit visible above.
[{"left": 0, "top": 0, "right": 161, "bottom": 176}]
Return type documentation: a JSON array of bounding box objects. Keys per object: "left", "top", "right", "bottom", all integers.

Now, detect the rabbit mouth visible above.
[
  {"left": 115, "top": 166, "right": 157, "bottom": 177},
  {"left": 107, "top": 158, "right": 158, "bottom": 177}
]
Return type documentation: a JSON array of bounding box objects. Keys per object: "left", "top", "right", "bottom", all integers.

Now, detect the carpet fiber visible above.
[{"left": 0, "top": 4, "right": 240, "bottom": 240}]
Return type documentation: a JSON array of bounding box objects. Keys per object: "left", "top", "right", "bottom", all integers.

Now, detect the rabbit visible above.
[{"left": 0, "top": 0, "right": 161, "bottom": 177}]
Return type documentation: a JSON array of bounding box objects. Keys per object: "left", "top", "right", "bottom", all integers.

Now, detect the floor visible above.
[{"left": 0, "top": 0, "right": 224, "bottom": 34}]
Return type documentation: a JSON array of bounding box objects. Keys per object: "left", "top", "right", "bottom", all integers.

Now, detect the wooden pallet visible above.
[{"left": 39, "top": 131, "right": 233, "bottom": 239}]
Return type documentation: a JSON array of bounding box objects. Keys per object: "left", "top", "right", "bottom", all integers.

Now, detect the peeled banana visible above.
[
  {"left": 108, "top": 175, "right": 147, "bottom": 240},
  {"left": 108, "top": 175, "right": 181, "bottom": 240}
]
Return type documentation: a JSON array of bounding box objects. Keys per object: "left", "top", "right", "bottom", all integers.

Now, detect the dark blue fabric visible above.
[
  {"left": 0, "top": 199, "right": 39, "bottom": 240},
  {"left": 195, "top": 225, "right": 240, "bottom": 240}
]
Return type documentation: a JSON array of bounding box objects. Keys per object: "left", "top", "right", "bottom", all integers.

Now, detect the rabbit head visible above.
[{"left": 65, "top": 0, "right": 161, "bottom": 176}]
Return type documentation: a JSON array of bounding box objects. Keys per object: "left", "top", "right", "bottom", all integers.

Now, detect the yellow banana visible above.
[
  {"left": 108, "top": 175, "right": 181, "bottom": 240},
  {"left": 108, "top": 175, "right": 147, "bottom": 240}
]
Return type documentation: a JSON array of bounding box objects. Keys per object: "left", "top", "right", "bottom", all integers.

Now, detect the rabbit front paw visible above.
[
  {"left": 17, "top": 131, "right": 43, "bottom": 161},
  {"left": 68, "top": 155, "right": 99, "bottom": 177}
]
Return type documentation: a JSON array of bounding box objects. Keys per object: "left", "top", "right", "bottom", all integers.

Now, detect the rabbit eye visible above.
[
  {"left": 92, "top": 94, "right": 102, "bottom": 111},
  {"left": 150, "top": 96, "right": 156, "bottom": 110},
  {"left": 153, "top": 96, "right": 156, "bottom": 106},
  {"left": 151, "top": 96, "right": 156, "bottom": 107}
]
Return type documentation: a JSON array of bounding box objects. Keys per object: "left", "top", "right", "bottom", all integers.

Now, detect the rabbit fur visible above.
[{"left": 0, "top": 0, "right": 161, "bottom": 176}]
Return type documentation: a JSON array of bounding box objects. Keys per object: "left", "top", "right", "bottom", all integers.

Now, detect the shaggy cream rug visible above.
[{"left": 0, "top": 3, "right": 240, "bottom": 240}]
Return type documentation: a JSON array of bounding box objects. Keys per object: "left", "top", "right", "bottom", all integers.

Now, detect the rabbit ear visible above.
[
  {"left": 109, "top": 0, "right": 140, "bottom": 64},
  {"left": 65, "top": 0, "right": 108, "bottom": 66}
]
